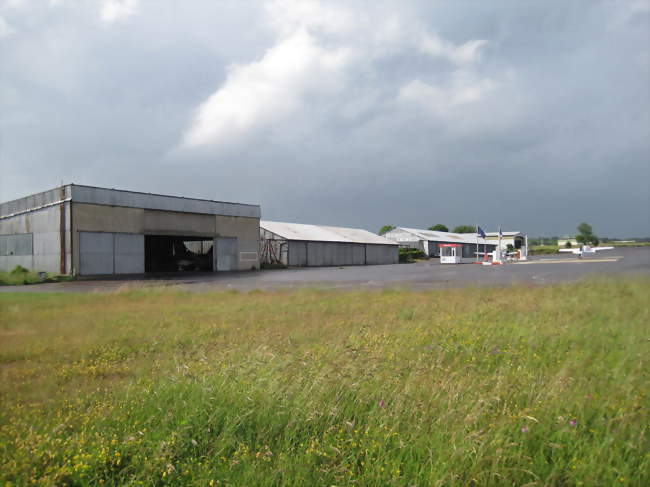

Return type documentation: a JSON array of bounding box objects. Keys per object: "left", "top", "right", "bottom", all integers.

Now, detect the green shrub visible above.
[
  {"left": 0, "top": 267, "right": 73, "bottom": 286},
  {"left": 399, "top": 247, "right": 426, "bottom": 263},
  {"left": 528, "top": 245, "right": 559, "bottom": 255}
]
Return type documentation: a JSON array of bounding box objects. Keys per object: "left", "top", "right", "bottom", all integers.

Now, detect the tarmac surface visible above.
[{"left": 1, "top": 247, "right": 648, "bottom": 294}]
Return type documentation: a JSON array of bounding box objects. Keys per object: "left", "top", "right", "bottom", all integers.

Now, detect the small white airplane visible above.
[{"left": 559, "top": 245, "right": 614, "bottom": 258}]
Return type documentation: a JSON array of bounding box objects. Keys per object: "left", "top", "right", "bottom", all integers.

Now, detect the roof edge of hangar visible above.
[
  {"left": 0, "top": 184, "right": 261, "bottom": 219},
  {"left": 261, "top": 220, "right": 398, "bottom": 245}
]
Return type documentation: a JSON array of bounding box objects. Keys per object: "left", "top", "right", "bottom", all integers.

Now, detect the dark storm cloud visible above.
[{"left": 1, "top": 0, "right": 648, "bottom": 237}]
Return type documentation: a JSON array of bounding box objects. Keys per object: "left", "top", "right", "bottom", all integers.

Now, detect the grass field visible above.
[
  {"left": 608, "top": 241, "right": 650, "bottom": 248},
  {"left": 529, "top": 242, "right": 650, "bottom": 255},
  {"left": 1, "top": 280, "right": 648, "bottom": 486},
  {"left": 528, "top": 245, "right": 560, "bottom": 255}
]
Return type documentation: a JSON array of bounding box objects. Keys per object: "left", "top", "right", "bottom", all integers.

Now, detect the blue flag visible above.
[{"left": 477, "top": 226, "right": 486, "bottom": 238}]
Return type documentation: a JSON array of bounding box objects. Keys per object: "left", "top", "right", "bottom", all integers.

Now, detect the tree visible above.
[
  {"left": 379, "top": 225, "right": 395, "bottom": 235},
  {"left": 575, "top": 222, "right": 598, "bottom": 245},
  {"left": 565, "top": 240, "right": 572, "bottom": 248},
  {"left": 428, "top": 224, "right": 449, "bottom": 232},
  {"left": 452, "top": 225, "right": 475, "bottom": 234},
  {"left": 577, "top": 222, "right": 593, "bottom": 238}
]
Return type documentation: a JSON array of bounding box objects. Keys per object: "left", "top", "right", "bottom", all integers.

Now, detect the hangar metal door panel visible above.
[
  {"left": 114, "top": 234, "right": 144, "bottom": 274},
  {"left": 79, "top": 232, "right": 114, "bottom": 275},
  {"left": 288, "top": 241, "right": 307, "bottom": 266},
  {"left": 215, "top": 237, "right": 238, "bottom": 271}
]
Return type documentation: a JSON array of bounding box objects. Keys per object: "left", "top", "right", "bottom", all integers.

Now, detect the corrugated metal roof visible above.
[
  {"left": 261, "top": 221, "right": 398, "bottom": 245},
  {"left": 396, "top": 227, "right": 480, "bottom": 245},
  {"left": 390, "top": 228, "right": 524, "bottom": 244}
]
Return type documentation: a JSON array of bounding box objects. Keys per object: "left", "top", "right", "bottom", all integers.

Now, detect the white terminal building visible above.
[{"left": 382, "top": 227, "right": 527, "bottom": 259}]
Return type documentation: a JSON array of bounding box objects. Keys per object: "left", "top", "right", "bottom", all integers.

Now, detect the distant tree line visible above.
[{"left": 379, "top": 224, "right": 477, "bottom": 235}]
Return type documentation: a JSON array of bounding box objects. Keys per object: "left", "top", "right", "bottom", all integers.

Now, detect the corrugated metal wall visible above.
[
  {"left": 365, "top": 244, "right": 398, "bottom": 265},
  {"left": 0, "top": 204, "right": 70, "bottom": 274},
  {"left": 306, "top": 242, "right": 366, "bottom": 266},
  {"left": 287, "top": 241, "right": 397, "bottom": 267},
  {"left": 288, "top": 241, "right": 307, "bottom": 266}
]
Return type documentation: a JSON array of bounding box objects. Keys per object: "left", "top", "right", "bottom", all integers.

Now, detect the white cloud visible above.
[
  {"left": 419, "top": 34, "right": 488, "bottom": 65},
  {"left": 182, "top": 0, "right": 495, "bottom": 148},
  {"left": 101, "top": 0, "right": 138, "bottom": 23},
  {"left": 399, "top": 73, "right": 497, "bottom": 116},
  {"left": 264, "top": 0, "right": 353, "bottom": 37},
  {"left": 0, "top": 16, "right": 14, "bottom": 38},
  {"left": 184, "top": 30, "right": 351, "bottom": 147}
]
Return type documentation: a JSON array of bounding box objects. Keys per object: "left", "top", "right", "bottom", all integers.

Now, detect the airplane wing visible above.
[
  {"left": 559, "top": 248, "right": 579, "bottom": 254},
  {"left": 591, "top": 246, "right": 614, "bottom": 251}
]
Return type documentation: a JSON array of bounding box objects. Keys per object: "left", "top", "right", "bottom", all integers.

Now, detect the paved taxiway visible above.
[{"left": 1, "top": 247, "right": 648, "bottom": 294}]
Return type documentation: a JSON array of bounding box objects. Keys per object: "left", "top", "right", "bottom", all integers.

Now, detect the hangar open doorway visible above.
[{"left": 145, "top": 235, "right": 214, "bottom": 272}]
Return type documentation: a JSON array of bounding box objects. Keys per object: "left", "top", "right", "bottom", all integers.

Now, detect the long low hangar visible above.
[
  {"left": 0, "top": 184, "right": 261, "bottom": 275},
  {"left": 260, "top": 221, "right": 398, "bottom": 267}
]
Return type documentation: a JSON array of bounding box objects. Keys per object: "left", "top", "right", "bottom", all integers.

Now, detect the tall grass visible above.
[{"left": 0, "top": 280, "right": 648, "bottom": 486}]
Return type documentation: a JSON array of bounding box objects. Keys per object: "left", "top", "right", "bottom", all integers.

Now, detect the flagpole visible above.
[
  {"left": 498, "top": 226, "right": 503, "bottom": 263},
  {"left": 475, "top": 225, "right": 479, "bottom": 262}
]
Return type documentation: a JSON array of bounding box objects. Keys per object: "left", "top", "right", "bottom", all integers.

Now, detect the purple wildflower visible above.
[
  {"left": 520, "top": 426, "right": 529, "bottom": 433},
  {"left": 570, "top": 419, "right": 577, "bottom": 427},
  {"left": 378, "top": 400, "right": 385, "bottom": 408}
]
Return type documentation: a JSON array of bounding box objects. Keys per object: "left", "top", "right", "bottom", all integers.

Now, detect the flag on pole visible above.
[{"left": 477, "top": 226, "right": 486, "bottom": 238}]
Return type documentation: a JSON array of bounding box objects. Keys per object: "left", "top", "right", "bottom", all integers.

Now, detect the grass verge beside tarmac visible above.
[{"left": 0, "top": 279, "right": 648, "bottom": 486}]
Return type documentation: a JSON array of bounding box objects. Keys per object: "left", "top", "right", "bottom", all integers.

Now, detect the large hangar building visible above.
[
  {"left": 260, "top": 221, "right": 398, "bottom": 267},
  {"left": 0, "top": 184, "right": 261, "bottom": 275}
]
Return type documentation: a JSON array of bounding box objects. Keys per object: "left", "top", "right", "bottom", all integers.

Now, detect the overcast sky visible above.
[{"left": 1, "top": 0, "right": 649, "bottom": 237}]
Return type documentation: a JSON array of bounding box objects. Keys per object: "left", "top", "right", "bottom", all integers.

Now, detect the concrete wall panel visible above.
[
  {"left": 144, "top": 210, "right": 215, "bottom": 236},
  {"left": 216, "top": 216, "right": 259, "bottom": 269},
  {"left": 73, "top": 203, "right": 144, "bottom": 234},
  {"left": 236, "top": 239, "right": 259, "bottom": 270},
  {"left": 215, "top": 215, "right": 259, "bottom": 241}
]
